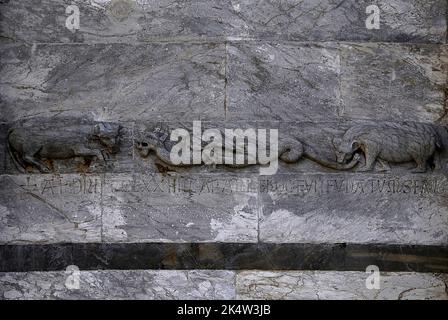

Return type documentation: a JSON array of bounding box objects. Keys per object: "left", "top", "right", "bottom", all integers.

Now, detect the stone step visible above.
[
  {"left": 1, "top": 0, "right": 446, "bottom": 44},
  {"left": 1, "top": 270, "right": 446, "bottom": 300}
]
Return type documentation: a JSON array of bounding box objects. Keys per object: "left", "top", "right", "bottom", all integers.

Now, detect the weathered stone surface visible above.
[
  {"left": 0, "top": 270, "right": 235, "bottom": 299},
  {"left": 102, "top": 173, "right": 259, "bottom": 242},
  {"left": 340, "top": 43, "right": 448, "bottom": 123},
  {"left": 226, "top": 42, "right": 341, "bottom": 121},
  {"left": 259, "top": 173, "right": 448, "bottom": 245},
  {"left": 2, "top": 117, "right": 448, "bottom": 244},
  {"left": 2, "top": 42, "right": 445, "bottom": 124},
  {"left": 228, "top": 0, "right": 447, "bottom": 44},
  {"left": 227, "top": 42, "right": 448, "bottom": 122},
  {"left": 3, "top": 118, "right": 133, "bottom": 174},
  {"left": 0, "top": 123, "right": 7, "bottom": 174},
  {"left": 1, "top": 0, "right": 446, "bottom": 43},
  {"left": 0, "top": 43, "right": 225, "bottom": 123},
  {"left": 133, "top": 121, "right": 260, "bottom": 175},
  {"left": 0, "top": 174, "right": 102, "bottom": 244},
  {"left": 1, "top": 269, "right": 446, "bottom": 300},
  {"left": 236, "top": 271, "right": 448, "bottom": 300}
]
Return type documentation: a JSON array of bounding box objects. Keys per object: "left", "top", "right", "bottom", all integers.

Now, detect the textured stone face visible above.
[
  {"left": 102, "top": 173, "right": 259, "bottom": 242},
  {"left": 0, "top": 270, "right": 236, "bottom": 300},
  {"left": 259, "top": 173, "right": 448, "bottom": 244},
  {"left": 340, "top": 44, "right": 448, "bottom": 122},
  {"left": 236, "top": 271, "right": 448, "bottom": 300},
  {"left": 0, "top": 270, "right": 446, "bottom": 300},
  {"left": 0, "top": 0, "right": 446, "bottom": 43},
  {"left": 226, "top": 43, "right": 342, "bottom": 121},
  {"left": 0, "top": 43, "right": 226, "bottom": 123},
  {"left": 0, "top": 0, "right": 447, "bottom": 300},
  {"left": 0, "top": 175, "right": 102, "bottom": 243}
]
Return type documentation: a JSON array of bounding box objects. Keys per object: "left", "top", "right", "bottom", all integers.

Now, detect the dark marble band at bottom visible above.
[{"left": 0, "top": 243, "right": 447, "bottom": 273}]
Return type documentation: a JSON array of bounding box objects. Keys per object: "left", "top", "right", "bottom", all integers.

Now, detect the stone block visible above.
[
  {"left": 0, "top": 174, "right": 102, "bottom": 244},
  {"left": 102, "top": 173, "right": 259, "bottom": 242}
]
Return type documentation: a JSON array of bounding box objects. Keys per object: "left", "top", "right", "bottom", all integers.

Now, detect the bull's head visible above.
[{"left": 92, "top": 123, "right": 122, "bottom": 154}]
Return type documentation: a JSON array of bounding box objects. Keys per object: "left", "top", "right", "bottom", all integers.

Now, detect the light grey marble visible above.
[
  {"left": 1, "top": 42, "right": 446, "bottom": 124},
  {"left": 0, "top": 0, "right": 446, "bottom": 43},
  {"left": 0, "top": 174, "right": 102, "bottom": 244},
  {"left": 236, "top": 271, "right": 448, "bottom": 300},
  {"left": 0, "top": 43, "right": 225, "bottom": 123},
  {"left": 340, "top": 43, "right": 448, "bottom": 123},
  {"left": 0, "top": 270, "right": 236, "bottom": 300},
  {"left": 259, "top": 173, "right": 448, "bottom": 245},
  {"left": 1, "top": 170, "right": 447, "bottom": 244},
  {"left": 227, "top": 42, "right": 448, "bottom": 122},
  {"left": 226, "top": 42, "right": 341, "bottom": 121},
  {"left": 2, "top": 270, "right": 446, "bottom": 300},
  {"left": 227, "top": 0, "right": 447, "bottom": 44},
  {"left": 102, "top": 173, "right": 259, "bottom": 242}
]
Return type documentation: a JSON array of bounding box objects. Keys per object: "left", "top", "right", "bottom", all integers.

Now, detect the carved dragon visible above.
[{"left": 135, "top": 127, "right": 360, "bottom": 170}]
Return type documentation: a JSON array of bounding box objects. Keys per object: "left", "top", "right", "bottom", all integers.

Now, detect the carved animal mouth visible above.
[
  {"left": 109, "top": 145, "right": 120, "bottom": 154},
  {"left": 338, "top": 153, "right": 354, "bottom": 164},
  {"left": 137, "top": 149, "right": 150, "bottom": 157}
]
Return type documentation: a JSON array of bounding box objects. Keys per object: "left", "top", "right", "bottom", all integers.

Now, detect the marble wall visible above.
[
  {"left": 0, "top": 0, "right": 447, "bottom": 299},
  {"left": 1, "top": 270, "right": 447, "bottom": 300}
]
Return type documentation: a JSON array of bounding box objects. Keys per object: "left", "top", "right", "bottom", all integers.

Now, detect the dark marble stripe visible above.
[{"left": 0, "top": 243, "right": 447, "bottom": 273}]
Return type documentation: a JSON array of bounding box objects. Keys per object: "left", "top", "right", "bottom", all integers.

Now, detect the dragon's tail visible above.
[{"left": 304, "top": 145, "right": 360, "bottom": 170}]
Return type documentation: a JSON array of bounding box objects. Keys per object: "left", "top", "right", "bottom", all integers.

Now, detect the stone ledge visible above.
[
  {"left": 1, "top": 270, "right": 446, "bottom": 300},
  {"left": 1, "top": 243, "right": 447, "bottom": 273},
  {"left": 236, "top": 271, "right": 448, "bottom": 300},
  {"left": 0, "top": 270, "right": 235, "bottom": 300}
]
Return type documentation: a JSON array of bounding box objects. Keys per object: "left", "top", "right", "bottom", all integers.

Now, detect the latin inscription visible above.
[
  {"left": 8, "top": 174, "right": 448, "bottom": 196},
  {"left": 17, "top": 175, "right": 101, "bottom": 195}
]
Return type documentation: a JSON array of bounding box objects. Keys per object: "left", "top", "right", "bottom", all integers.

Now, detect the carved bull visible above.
[{"left": 7, "top": 123, "right": 122, "bottom": 173}]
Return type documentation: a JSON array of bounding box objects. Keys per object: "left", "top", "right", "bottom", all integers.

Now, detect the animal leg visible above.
[
  {"left": 75, "top": 147, "right": 103, "bottom": 161},
  {"left": 376, "top": 158, "right": 390, "bottom": 172},
  {"left": 412, "top": 158, "right": 427, "bottom": 173},
  {"left": 10, "top": 151, "right": 27, "bottom": 173},
  {"left": 23, "top": 155, "right": 51, "bottom": 173},
  {"left": 433, "top": 152, "right": 448, "bottom": 172},
  {"left": 358, "top": 148, "right": 377, "bottom": 172}
]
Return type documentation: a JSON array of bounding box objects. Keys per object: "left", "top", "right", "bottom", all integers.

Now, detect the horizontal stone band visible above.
[{"left": 1, "top": 243, "right": 447, "bottom": 273}]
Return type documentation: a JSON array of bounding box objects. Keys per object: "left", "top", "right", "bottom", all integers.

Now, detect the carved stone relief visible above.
[
  {"left": 135, "top": 122, "right": 448, "bottom": 173},
  {"left": 6, "top": 122, "right": 122, "bottom": 173},
  {"left": 334, "top": 122, "right": 448, "bottom": 173},
  {"left": 5, "top": 120, "right": 448, "bottom": 174}
]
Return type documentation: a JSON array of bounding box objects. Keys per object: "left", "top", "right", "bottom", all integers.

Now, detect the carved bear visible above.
[
  {"left": 7, "top": 123, "right": 122, "bottom": 173},
  {"left": 334, "top": 122, "right": 446, "bottom": 173}
]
